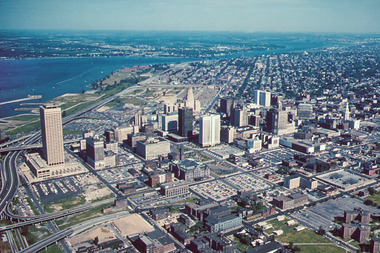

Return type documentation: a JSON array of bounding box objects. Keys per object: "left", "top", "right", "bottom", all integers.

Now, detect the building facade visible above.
[
  {"left": 253, "top": 90, "right": 271, "bottom": 107},
  {"left": 178, "top": 107, "right": 193, "bottom": 138},
  {"left": 40, "top": 105, "right": 65, "bottom": 166},
  {"left": 170, "top": 159, "right": 210, "bottom": 181},
  {"left": 136, "top": 137, "right": 170, "bottom": 160},
  {"left": 86, "top": 138, "right": 105, "bottom": 169},
  {"left": 199, "top": 114, "right": 220, "bottom": 147},
  {"left": 160, "top": 181, "right": 189, "bottom": 198}
]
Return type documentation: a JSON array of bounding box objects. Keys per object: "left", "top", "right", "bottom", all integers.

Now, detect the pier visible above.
[{"left": 0, "top": 95, "right": 42, "bottom": 106}]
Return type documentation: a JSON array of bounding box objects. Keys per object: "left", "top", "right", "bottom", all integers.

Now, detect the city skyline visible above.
[{"left": 0, "top": 0, "right": 379, "bottom": 33}]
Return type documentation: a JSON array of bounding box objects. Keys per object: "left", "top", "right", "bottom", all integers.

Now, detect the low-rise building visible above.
[
  {"left": 160, "top": 181, "right": 189, "bottom": 198},
  {"left": 272, "top": 193, "right": 308, "bottom": 210},
  {"left": 136, "top": 137, "right": 170, "bottom": 160},
  {"left": 170, "top": 159, "right": 210, "bottom": 182},
  {"left": 204, "top": 213, "right": 243, "bottom": 233}
]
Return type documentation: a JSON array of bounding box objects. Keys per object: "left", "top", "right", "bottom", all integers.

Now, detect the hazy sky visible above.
[{"left": 0, "top": 0, "right": 379, "bottom": 33}]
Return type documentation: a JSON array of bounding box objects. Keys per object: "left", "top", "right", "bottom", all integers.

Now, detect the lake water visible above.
[
  {"left": 0, "top": 57, "right": 190, "bottom": 118},
  {"left": 0, "top": 35, "right": 339, "bottom": 118}
]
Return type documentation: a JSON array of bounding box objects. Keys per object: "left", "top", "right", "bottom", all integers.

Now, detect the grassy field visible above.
[
  {"left": 233, "top": 236, "right": 252, "bottom": 252},
  {"left": 268, "top": 218, "right": 331, "bottom": 244},
  {"left": 5, "top": 114, "right": 39, "bottom": 121},
  {"left": 44, "top": 195, "right": 86, "bottom": 213},
  {"left": 58, "top": 203, "right": 110, "bottom": 230},
  {"left": 5, "top": 120, "right": 40, "bottom": 135},
  {"left": 366, "top": 192, "right": 380, "bottom": 205},
  {"left": 297, "top": 245, "right": 346, "bottom": 253},
  {"left": 40, "top": 244, "right": 63, "bottom": 253}
]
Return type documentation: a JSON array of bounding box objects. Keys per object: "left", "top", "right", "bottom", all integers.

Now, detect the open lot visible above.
[
  {"left": 267, "top": 217, "right": 331, "bottom": 244},
  {"left": 113, "top": 213, "right": 154, "bottom": 236}
]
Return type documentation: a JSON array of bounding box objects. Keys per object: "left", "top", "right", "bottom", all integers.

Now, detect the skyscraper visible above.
[
  {"left": 185, "top": 87, "right": 195, "bottom": 109},
  {"left": 40, "top": 105, "right": 65, "bottom": 166},
  {"left": 185, "top": 87, "right": 201, "bottom": 113},
  {"left": 231, "top": 106, "right": 248, "bottom": 127},
  {"left": 86, "top": 138, "right": 105, "bottom": 169},
  {"left": 343, "top": 102, "right": 350, "bottom": 121},
  {"left": 265, "top": 109, "right": 289, "bottom": 135},
  {"left": 297, "top": 103, "right": 313, "bottom": 119},
  {"left": 220, "top": 97, "right": 234, "bottom": 117},
  {"left": 178, "top": 107, "right": 193, "bottom": 138},
  {"left": 199, "top": 114, "right": 220, "bottom": 147},
  {"left": 253, "top": 90, "right": 271, "bottom": 107}
]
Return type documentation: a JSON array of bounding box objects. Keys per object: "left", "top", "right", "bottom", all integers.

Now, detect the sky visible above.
[{"left": 0, "top": 0, "right": 379, "bottom": 33}]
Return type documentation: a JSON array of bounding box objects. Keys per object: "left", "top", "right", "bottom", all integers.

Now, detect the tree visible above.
[
  {"left": 368, "top": 187, "right": 377, "bottom": 195},
  {"left": 93, "top": 236, "right": 99, "bottom": 245},
  {"left": 317, "top": 226, "right": 326, "bottom": 236},
  {"left": 238, "top": 198, "right": 248, "bottom": 208}
]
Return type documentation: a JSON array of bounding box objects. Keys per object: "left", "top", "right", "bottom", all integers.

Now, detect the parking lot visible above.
[
  {"left": 225, "top": 173, "right": 271, "bottom": 192},
  {"left": 191, "top": 180, "right": 236, "bottom": 202}
]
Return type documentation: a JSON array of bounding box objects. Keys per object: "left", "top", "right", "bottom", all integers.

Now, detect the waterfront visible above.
[{"left": 0, "top": 57, "right": 189, "bottom": 118}]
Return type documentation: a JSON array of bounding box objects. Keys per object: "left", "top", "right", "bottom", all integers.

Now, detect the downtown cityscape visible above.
[{"left": 1, "top": 1, "right": 380, "bottom": 253}]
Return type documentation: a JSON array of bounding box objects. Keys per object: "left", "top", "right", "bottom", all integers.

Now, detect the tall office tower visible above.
[
  {"left": 199, "top": 114, "right": 220, "bottom": 147},
  {"left": 86, "top": 138, "right": 105, "bottom": 169},
  {"left": 134, "top": 113, "right": 141, "bottom": 128},
  {"left": 231, "top": 106, "right": 248, "bottom": 127},
  {"left": 343, "top": 102, "right": 350, "bottom": 121},
  {"left": 185, "top": 88, "right": 195, "bottom": 109},
  {"left": 178, "top": 107, "right": 193, "bottom": 138},
  {"left": 220, "top": 125, "right": 235, "bottom": 144},
  {"left": 271, "top": 94, "right": 283, "bottom": 108},
  {"left": 253, "top": 90, "right": 271, "bottom": 107},
  {"left": 184, "top": 87, "right": 201, "bottom": 113},
  {"left": 220, "top": 97, "right": 234, "bottom": 117},
  {"left": 265, "top": 109, "right": 289, "bottom": 135},
  {"left": 164, "top": 104, "right": 178, "bottom": 114},
  {"left": 297, "top": 103, "right": 313, "bottom": 119},
  {"left": 40, "top": 105, "right": 65, "bottom": 166}
]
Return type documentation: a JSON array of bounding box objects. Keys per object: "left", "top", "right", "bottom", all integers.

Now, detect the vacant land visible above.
[{"left": 268, "top": 218, "right": 331, "bottom": 244}]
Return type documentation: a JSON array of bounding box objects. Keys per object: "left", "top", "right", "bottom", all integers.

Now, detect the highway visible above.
[
  {"left": 0, "top": 139, "right": 82, "bottom": 153},
  {"left": 19, "top": 211, "right": 130, "bottom": 253},
  {"left": 0, "top": 82, "right": 142, "bottom": 252}
]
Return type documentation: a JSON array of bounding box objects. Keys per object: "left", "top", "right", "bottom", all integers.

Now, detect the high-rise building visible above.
[
  {"left": 161, "top": 114, "right": 178, "bottom": 132},
  {"left": 199, "top": 114, "right": 220, "bottom": 147},
  {"left": 220, "top": 126, "right": 235, "bottom": 144},
  {"left": 265, "top": 109, "right": 289, "bottom": 135},
  {"left": 86, "top": 138, "right": 105, "bottom": 169},
  {"left": 184, "top": 87, "right": 201, "bottom": 113},
  {"left": 185, "top": 88, "right": 195, "bottom": 109},
  {"left": 343, "top": 102, "right": 350, "bottom": 121},
  {"left": 297, "top": 104, "right": 313, "bottom": 119},
  {"left": 40, "top": 105, "right": 65, "bottom": 166},
  {"left": 253, "top": 90, "right": 271, "bottom": 107},
  {"left": 179, "top": 107, "right": 193, "bottom": 138},
  {"left": 231, "top": 106, "right": 248, "bottom": 127},
  {"left": 220, "top": 97, "right": 234, "bottom": 116}
]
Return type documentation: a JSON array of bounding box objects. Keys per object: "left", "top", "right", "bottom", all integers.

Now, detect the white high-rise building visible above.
[
  {"left": 343, "top": 102, "right": 350, "bottom": 121},
  {"left": 199, "top": 114, "right": 220, "bottom": 147},
  {"left": 253, "top": 90, "right": 271, "bottom": 107},
  {"left": 40, "top": 105, "right": 65, "bottom": 166},
  {"left": 185, "top": 87, "right": 201, "bottom": 113}
]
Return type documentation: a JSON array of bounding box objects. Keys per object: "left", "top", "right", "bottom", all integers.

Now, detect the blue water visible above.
[
  {"left": 0, "top": 57, "right": 190, "bottom": 118},
  {"left": 0, "top": 35, "right": 340, "bottom": 119}
]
